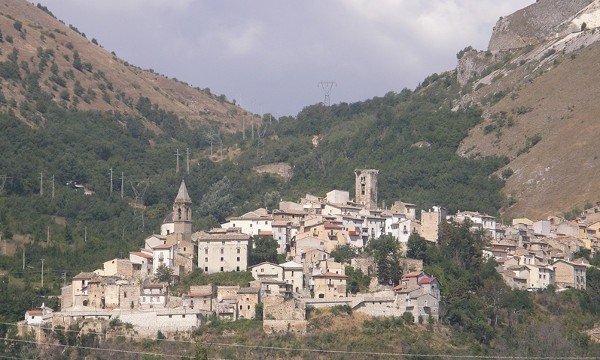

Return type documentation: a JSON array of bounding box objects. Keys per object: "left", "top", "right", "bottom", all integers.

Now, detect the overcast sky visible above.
[{"left": 38, "top": 0, "right": 532, "bottom": 117}]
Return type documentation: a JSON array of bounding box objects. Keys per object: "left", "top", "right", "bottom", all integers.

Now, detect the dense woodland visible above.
[{"left": 0, "top": 48, "right": 599, "bottom": 357}]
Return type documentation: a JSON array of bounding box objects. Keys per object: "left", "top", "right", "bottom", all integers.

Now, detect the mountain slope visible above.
[
  {"left": 456, "top": 0, "right": 600, "bottom": 219},
  {"left": 0, "top": 0, "right": 248, "bottom": 131}
]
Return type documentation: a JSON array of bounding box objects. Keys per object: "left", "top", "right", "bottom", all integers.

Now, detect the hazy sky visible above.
[{"left": 38, "top": 0, "right": 533, "bottom": 116}]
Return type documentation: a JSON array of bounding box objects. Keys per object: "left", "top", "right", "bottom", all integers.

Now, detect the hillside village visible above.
[{"left": 20, "top": 169, "right": 597, "bottom": 338}]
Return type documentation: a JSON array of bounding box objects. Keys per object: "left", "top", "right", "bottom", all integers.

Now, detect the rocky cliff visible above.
[{"left": 488, "top": 0, "right": 592, "bottom": 51}]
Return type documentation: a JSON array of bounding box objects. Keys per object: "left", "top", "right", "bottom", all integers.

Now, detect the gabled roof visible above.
[
  {"left": 402, "top": 271, "right": 423, "bottom": 279},
  {"left": 313, "top": 272, "right": 347, "bottom": 279},
  {"left": 280, "top": 260, "right": 303, "bottom": 269},
  {"left": 130, "top": 251, "right": 153, "bottom": 259},
  {"left": 418, "top": 277, "right": 436, "bottom": 285},
  {"left": 152, "top": 243, "right": 174, "bottom": 250},
  {"left": 73, "top": 272, "right": 96, "bottom": 280}
]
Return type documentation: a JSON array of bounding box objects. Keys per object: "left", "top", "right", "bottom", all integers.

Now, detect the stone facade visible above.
[{"left": 355, "top": 169, "right": 379, "bottom": 210}]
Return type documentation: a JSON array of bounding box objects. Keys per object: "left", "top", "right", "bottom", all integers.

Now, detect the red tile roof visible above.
[
  {"left": 402, "top": 271, "right": 422, "bottom": 278},
  {"left": 130, "top": 251, "right": 153, "bottom": 259},
  {"left": 418, "top": 277, "right": 436, "bottom": 285},
  {"left": 313, "top": 272, "right": 347, "bottom": 278}
]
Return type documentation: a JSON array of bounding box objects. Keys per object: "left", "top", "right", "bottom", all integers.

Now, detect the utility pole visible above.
[
  {"left": 40, "top": 172, "right": 43, "bottom": 196},
  {"left": 84, "top": 226, "right": 87, "bottom": 243},
  {"left": 110, "top": 167, "right": 113, "bottom": 194},
  {"left": 175, "top": 149, "right": 181, "bottom": 174},
  {"left": 121, "top": 172, "right": 124, "bottom": 199},
  {"left": 40, "top": 258, "right": 44, "bottom": 288},
  {"left": 0, "top": 175, "right": 12, "bottom": 192},
  {"left": 51, "top": 175, "right": 55, "bottom": 198},
  {"left": 186, "top": 148, "right": 190, "bottom": 174},
  {"left": 22, "top": 246, "right": 25, "bottom": 270},
  {"left": 46, "top": 226, "right": 50, "bottom": 244},
  {"left": 1, "top": 231, "right": 4, "bottom": 256}
]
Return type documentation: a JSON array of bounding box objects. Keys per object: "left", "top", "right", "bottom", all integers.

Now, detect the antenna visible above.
[
  {"left": 130, "top": 178, "right": 150, "bottom": 231},
  {"left": 318, "top": 81, "right": 337, "bottom": 106}
]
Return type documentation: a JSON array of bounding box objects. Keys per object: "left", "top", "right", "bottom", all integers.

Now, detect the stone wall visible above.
[{"left": 263, "top": 320, "right": 307, "bottom": 335}]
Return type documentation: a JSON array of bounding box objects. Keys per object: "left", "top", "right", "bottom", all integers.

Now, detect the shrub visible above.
[{"left": 501, "top": 168, "right": 514, "bottom": 179}]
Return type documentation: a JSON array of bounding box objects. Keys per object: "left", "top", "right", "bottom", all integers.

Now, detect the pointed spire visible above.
[{"left": 175, "top": 180, "right": 191, "bottom": 203}]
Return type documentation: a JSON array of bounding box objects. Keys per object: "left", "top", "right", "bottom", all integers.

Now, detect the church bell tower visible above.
[{"left": 173, "top": 180, "right": 192, "bottom": 238}]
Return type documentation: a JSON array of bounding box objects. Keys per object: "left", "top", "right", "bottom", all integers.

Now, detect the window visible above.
[
  {"left": 240, "top": 305, "right": 243, "bottom": 310},
  {"left": 205, "top": 248, "right": 208, "bottom": 254},
  {"left": 237, "top": 257, "right": 240, "bottom": 261},
  {"left": 220, "top": 248, "right": 224, "bottom": 254},
  {"left": 222, "top": 241, "right": 225, "bottom": 245},
  {"left": 124, "top": 292, "right": 127, "bottom": 298},
  {"left": 204, "top": 267, "right": 208, "bottom": 272},
  {"left": 248, "top": 305, "right": 251, "bottom": 310},
  {"left": 237, "top": 248, "right": 241, "bottom": 254},
  {"left": 221, "top": 257, "right": 224, "bottom": 262},
  {"left": 205, "top": 257, "right": 208, "bottom": 262},
  {"left": 220, "top": 267, "right": 224, "bottom": 272},
  {"left": 236, "top": 266, "right": 240, "bottom": 271}
]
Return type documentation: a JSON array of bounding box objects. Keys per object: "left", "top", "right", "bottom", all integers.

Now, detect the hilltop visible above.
[
  {"left": 455, "top": 0, "right": 600, "bottom": 219},
  {"left": 0, "top": 0, "right": 251, "bottom": 132}
]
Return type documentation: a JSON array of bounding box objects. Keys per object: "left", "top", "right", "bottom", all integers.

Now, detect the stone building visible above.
[
  {"left": 355, "top": 169, "right": 379, "bottom": 210},
  {"left": 194, "top": 228, "right": 251, "bottom": 273}
]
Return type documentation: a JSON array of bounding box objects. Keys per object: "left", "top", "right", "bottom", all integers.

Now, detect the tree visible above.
[
  {"left": 155, "top": 264, "right": 173, "bottom": 284},
  {"left": 249, "top": 236, "right": 278, "bottom": 265},
  {"left": 406, "top": 232, "right": 430, "bottom": 263},
  {"left": 367, "top": 235, "right": 402, "bottom": 286},
  {"left": 198, "top": 176, "right": 232, "bottom": 222},
  {"left": 330, "top": 244, "right": 359, "bottom": 264},
  {"left": 72, "top": 50, "right": 82, "bottom": 71}
]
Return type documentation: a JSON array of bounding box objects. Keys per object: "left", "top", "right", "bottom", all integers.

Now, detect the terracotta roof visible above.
[
  {"left": 152, "top": 243, "right": 174, "bottom": 250},
  {"left": 402, "top": 271, "right": 423, "bottom": 279},
  {"left": 73, "top": 272, "right": 96, "bottom": 280},
  {"left": 271, "top": 221, "right": 292, "bottom": 226},
  {"left": 273, "top": 209, "right": 308, "bottom": 216},
  {"left": 188, "top": 292, "right": 212, "bottom": 298},
  {"left": 144, "top": 283, "right": 168, "bottom": 289},
  {"left": 237, "top": 287, "right": 260, "bottom": 294},
  {"left": 313, "top": 272, "right": 347, "bottom": 279},
  {"left": 258, "top": 231, "right": 273, "bottom": 236},
  {"left": 130, "top": 251, "right": 153, "bottom": 259},
  {"left": 324, "top": 222, "right": 343, "bottom": 230},
  {"left": 418, "top": 277, "right": 436, "bottom": 285},
  {"left": 26, "top": 309, "right": 43, "bottom": 316},
  {"left": 192, "top": 231, "right": 251, "bottom": 241}
]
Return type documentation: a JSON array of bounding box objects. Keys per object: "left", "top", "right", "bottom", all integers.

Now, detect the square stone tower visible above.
[{"left": 355, "top": 169, "right": 379, "bottom": 210}]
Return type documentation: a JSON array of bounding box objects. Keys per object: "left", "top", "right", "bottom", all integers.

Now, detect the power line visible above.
[{"left": 0, "top": 322, "right": 598, "bottom": 359}]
